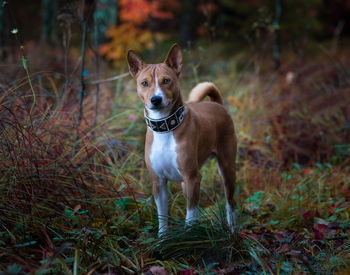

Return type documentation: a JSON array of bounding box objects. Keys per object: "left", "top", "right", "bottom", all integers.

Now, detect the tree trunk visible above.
[
  {"left": 179, "top": 0, "right": 199, "bottom": 48},
  {"left": 273, "top": 0, "right": 281, "bottom": 70},
  {"left": 41, "top": 0, "right": 58, "bottom": 44},
  {"left": 0, "top": 2, "right": 4, "bottom": 59},
  {"left": 92, "top": 0, "right": 118, "bottom": 47}
]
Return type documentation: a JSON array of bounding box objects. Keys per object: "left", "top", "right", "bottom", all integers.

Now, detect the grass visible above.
[{"left": 0, "top": 41, "right": 350, "bottom": 274}]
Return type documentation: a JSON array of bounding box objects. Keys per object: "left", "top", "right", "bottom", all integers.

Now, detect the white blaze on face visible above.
[
  {"left": 154, "top": 72, "right": 166, "bottom": 100},
  {"left": 146, "top": 70, "right": 168, "bottom": 119}
]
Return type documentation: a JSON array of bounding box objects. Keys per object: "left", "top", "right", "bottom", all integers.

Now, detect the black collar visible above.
[{"left": 144, "top": 105, "right": 185, "bottom": 133}]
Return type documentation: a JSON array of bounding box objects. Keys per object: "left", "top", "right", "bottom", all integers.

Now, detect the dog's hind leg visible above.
[{"left": 217, "top": 138, "right": 237, "bottom": 228}]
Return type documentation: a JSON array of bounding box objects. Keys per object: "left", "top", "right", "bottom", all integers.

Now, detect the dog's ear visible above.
[
  {"left": 164, "top": 44, "right": 182, "bottom": 76},
  {"left": 127, "top": 50, "right": 145, "bottom": 78}
]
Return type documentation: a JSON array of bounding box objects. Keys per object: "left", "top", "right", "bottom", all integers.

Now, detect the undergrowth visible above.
[{"left": 0, "top": 42, "right": 350, "bottom": 274}]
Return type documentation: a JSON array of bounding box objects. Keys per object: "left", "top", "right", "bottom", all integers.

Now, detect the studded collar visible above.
[{"left": 144, "top": 105, "right": 185, "bottom": 133}]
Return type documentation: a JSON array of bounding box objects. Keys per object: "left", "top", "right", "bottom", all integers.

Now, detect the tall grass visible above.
[
  {"left": 0, "top": 42, "right": 349, "bottom": 273},
  {"left": 0, "top": 71, "right": 145, "bottom": 272}
]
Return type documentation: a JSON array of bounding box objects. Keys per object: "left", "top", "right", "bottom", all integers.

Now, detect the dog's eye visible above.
[
  {"left": 163, "top": 78, "right": 170, "bottom": 85},
  {"left": 141, "top": 81, "right": 148, "bottom": 87}
]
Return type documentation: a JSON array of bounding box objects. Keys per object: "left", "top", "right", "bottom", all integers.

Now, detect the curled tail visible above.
[{"left": 187, "top": 82, "right": 223, "bottom": 105}]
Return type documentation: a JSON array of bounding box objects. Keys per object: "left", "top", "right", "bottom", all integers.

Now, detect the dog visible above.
[{"left": 127, "top": 44, "right": 237, "bottom": 236}]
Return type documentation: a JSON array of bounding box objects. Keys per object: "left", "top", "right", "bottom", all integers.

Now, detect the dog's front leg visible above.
[
  {"left": 181, "top": 172, "right": 201, "bottom": 225},
  {"left": 153, "top": 178, "right": 168, "bottom": 236}
]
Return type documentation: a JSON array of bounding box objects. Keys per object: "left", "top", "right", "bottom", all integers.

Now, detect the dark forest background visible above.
[{"left": 0, "top": 0, "right": 350, "bottom": 274}]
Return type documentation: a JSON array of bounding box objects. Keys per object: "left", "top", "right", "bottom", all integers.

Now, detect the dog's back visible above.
[{"left": 187, "top": 82, "right": 233, "bottom": 136}]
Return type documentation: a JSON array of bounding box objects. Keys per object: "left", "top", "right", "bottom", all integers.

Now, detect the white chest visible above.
[{"left": 149, "top": 132, "right": 183, "bottom": 182}]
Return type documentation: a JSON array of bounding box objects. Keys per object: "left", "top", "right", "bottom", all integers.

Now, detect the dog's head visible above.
[{"left": 127, "top": 44, "right": 183, "bottom": 114}]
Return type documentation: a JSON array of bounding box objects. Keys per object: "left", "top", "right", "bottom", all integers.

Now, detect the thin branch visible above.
[
  {"left": 73, "top": 0, "right": 87, "bottom": 156},
  {"left": 273, "top": 0, "right": 281, "bottom": 70},
  {"left": 93, "top": 50, "right": 100, "bottom": 128},
  {"left": 87, "top": 72, "right": 129, "bottom": 85}
]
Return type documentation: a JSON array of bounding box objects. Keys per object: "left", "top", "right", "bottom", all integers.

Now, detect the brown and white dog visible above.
[{"left": 127, "top": 44, "right": 237, "bottom": 236}]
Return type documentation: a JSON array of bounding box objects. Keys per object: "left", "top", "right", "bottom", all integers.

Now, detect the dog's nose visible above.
[{"left": 151, "top": 95, "right": 162, "bottom": 106}]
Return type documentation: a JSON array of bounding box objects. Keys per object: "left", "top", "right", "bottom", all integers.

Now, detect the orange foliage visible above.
[
  {"left": 120, "top": 0, "right": 179, "bottom": 23},
  {"left": 150, "top": 0, "right": 179, "bottom": 20},
  {"left": 120, "top": 0, "right": 151, "bottom": 25},
  {"left": 99, "top": 23, "right": 153, "bottom": 66},
  {"left": 100, "top": 0, "right": 179, "bottom": 64}
]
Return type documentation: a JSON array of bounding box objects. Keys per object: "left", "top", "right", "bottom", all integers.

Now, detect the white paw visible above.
[
  {"left": 226, "top": 202, "right": 236, "bottom": 231},
  {"left": 185, "top": 207, "right": 199, "bottom": 225},
  {"left": 158, "top": 224, "right": 168, "bottom": 238}
]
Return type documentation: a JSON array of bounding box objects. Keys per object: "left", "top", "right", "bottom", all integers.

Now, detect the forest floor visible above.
[{"left": 0, "top": 41, "right": 350, "bottom": 274}]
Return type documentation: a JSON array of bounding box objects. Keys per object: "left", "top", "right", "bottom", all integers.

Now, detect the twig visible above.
[
  {"left": 61, "top": 16, "right": 72, "bottom": 107},
  {"left": 93, "top": 54, "right": 100, "bottom": 128},
  {"left": 21, "top": 56, "right": 36, "bottom": 116},
  {"left": 92, "top": 19, "right": 100, "bottom": 129},
  {"left": 273, "top": 0, "right": 281, "bottom": 70},
  {"left": 326, "top": 235, "right": 350, "bottom": 241},
  {"left": 87, "top": 72, "right": 129, "bottom": 85},
  {"left": 73, "top": 0, "right": 87, "bottom": 156},
  {"left": 331, "top": 20, "right": 345, "bottom": 54}
]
